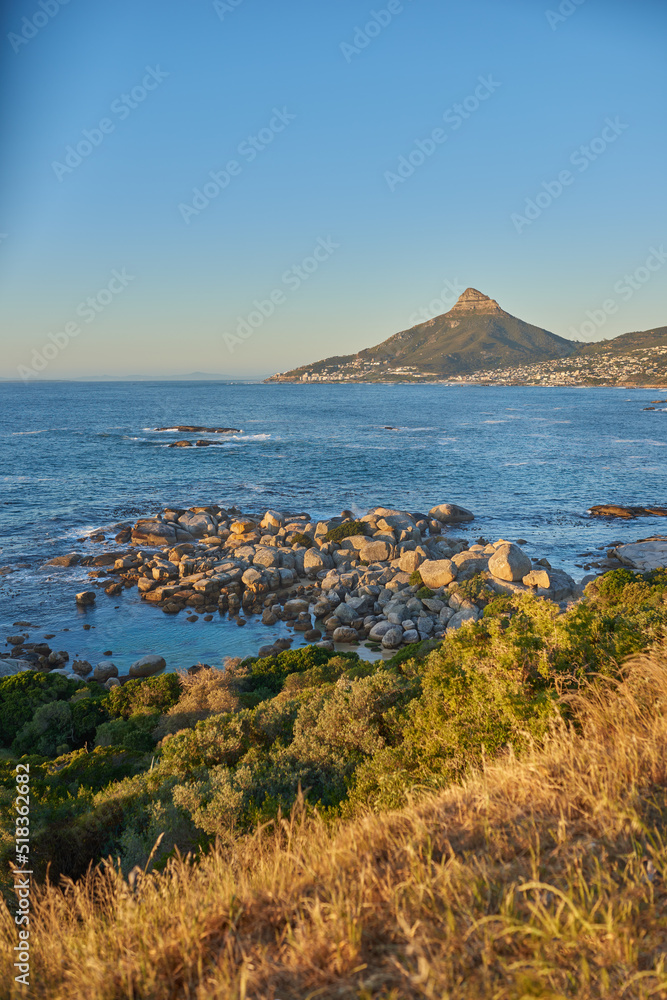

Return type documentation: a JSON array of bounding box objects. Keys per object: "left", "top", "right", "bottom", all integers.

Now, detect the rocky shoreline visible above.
[{"left": 5, "top": 500, "right": 661, "bottom": 688}]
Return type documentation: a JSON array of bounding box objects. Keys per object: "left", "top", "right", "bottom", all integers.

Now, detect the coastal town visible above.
[{"left": 272, "top": 344, "right": 667, "bottom": 386}]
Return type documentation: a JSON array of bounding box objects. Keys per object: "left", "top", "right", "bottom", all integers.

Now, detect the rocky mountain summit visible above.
[
  {"left": 268, "top": 288, "right": 575, "bottom": 382},
  {"left": 267, "top": 288, "right": 667, "bottom": 384}
]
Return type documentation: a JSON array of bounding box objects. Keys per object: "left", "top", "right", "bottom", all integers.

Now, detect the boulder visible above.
[
  {"left": 321, "top": 570, "right": 342, "bottom": 591},
  {"left": 0, "top": 659, "right": 32, "bottom": 677},
  {"left": 488, "top": 543, "right": 531, "bottom": 582},
  {"left": 230, "top": 519, "right": 257, "bottom": 535},
  {"left": 129, "top": 654, "right": 166, "bottom": 678},
  {"left": 419, "top": 559, "right": 457, "bottom": 589},
  {"left": 613, "top": 539, "right": 667, "bottom": 572},
  {"left": 522, "top": 569, "right": 551, "bottom": 589},
  {"left": 368, "top": 621, "right": 394, "bottom": 641},
  {"left": 447, "top": 608, "right": 479, "bottom": 631},
  {"left": 131, "top": 519, "right": 179, "bottom": 547},
  {"left": 451, "top": 550, "right": 489, "bottom": 579},
  {"left": 178, "top": 512, "right": 217, "bottom": 538},
  {"left": 105, "top": 677, "right": 121, "bottom": 690},
  {"left": 399, "top": 550, "right": 424, "bottom": 574},
  {"left": 429, "top": 503, "right": 474, "bottom": 524},
  {"left": 333, "top": 626, "right": 359, "bottom": 643},
  {"left": 75, "top": 591, "right": 96, "bottom": 605},
  {"left": 284, "top": 599, "right": 309, "bottom": 616},
  {"left": 71, "top": 660, "right": 93, "bottom": 677},
  {"left": 260, "top": 510, "right": 284, "bottom": 533},
  {"left": 333, "top": 603, "right": 357, "bottom": 625},
  {"left": 402, "top": 629, "right": 420, "bottom": 643},
  {"left": 304, "top": 548, "right": 333, "bottom": 577},
  {"left": 381, "top": 626, "right": 404, "bottom": 649},
  {"left": 589, "top": 505, "right": 667, "bottom": 519},
  {"left": 278, "top": 567, "right": 296, "bottom": 587},
  {"left": 339, "top": 535, "right": 370, "bottom": 551},
  {"left": 359, "top": 540, "right": 392, "bottom": 563},
  {"left": 93, "top": 661, "right": 118, "bottom": 682},
  {"left": 242, "top": 567, "right": 264, "bottom": 587},
  {"left": 46, "top": 553, "right": 81, "bottom": 567},
  {"left": 253, "top": 547, "right": 281, "bottom": 568}
]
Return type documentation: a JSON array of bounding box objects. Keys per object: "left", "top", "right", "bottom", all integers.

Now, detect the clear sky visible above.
[{"left": 1, "top": 0, "right": 665, "bottom": 378}]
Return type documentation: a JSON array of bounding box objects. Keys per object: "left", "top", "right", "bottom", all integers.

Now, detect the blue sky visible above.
[{"left": 1, "top": 0, "right": 665, "bottom": 378}]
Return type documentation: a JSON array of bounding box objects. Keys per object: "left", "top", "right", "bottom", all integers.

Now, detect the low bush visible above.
[
  {"left": 325, "top": 520, "right": 368, "bottom": 542},
  {"left": 4, "top": 568, "right": 667, "bottom": 900},
  {"left": 103, "top": 674, "right": 181, "bottom": 720},
  {"left": 0, "top": 672, "right": 91, "bottom": 748},
  {"left": 289, "top": 532, "right": 314, "bottom": 549}
]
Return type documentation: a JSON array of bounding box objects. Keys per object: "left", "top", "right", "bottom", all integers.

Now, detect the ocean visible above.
[{"left": 2, "top": 380, "right": 666, "bottom": 672}]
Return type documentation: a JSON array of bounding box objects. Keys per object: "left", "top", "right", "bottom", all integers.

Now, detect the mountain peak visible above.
[{"left": 448, "top": 287, "right": 502, "bottom": 314}]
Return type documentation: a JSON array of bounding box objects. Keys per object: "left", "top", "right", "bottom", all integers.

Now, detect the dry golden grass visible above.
[{"left": 3, "top": 651, "right": 667, "bottom": 999}]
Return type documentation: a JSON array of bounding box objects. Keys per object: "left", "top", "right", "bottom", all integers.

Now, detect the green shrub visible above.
[
  {"left": 325, "top": 521, "right": 368, "bottom": 542},
  {"left": 0, "top": 672, "right": 86, "bottom": 748},
  {"left": 409, "top": 571, "right": 423, "bottom": 586},
  {"left": 12, "top": 700, "right": 74, "bottom": 758},
  {"left": 95, "top": 713, "right": 161, "bottom": 753},
  {"left": 103, "top": 674, "right": 182, "bottom": 720},
  {"left": 290, "top": 532, "right": 314, "bottom": 549},
  {"left": 457, "top": 573, "right": 494, "bottom": 603},
  {"left": 5, "top": 568, "right": 667, "bottom": 892},
  {"left": 416, "top": 586, "right": 433, "bottom": 599}
]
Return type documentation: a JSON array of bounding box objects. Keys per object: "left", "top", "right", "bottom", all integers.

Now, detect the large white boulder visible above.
[
  {"left": 488, "top": 543, "right": 531, "bottom": 582},
  {"left": 613, "top": 539, "right": 667, "bottom": 572},
  {"left": 419, "top": 558, "right": 457, "bottom": 589}
]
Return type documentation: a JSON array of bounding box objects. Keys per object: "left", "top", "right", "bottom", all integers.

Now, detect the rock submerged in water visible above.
[
  {"left": 157, "top": 425, "right": 240, "bottom": 433},
  {"left": 429, "top": 503, "right": 475, "bottom": 524},
  {"left": 589, "top": 504, "right": 667, "bottom": 519}
]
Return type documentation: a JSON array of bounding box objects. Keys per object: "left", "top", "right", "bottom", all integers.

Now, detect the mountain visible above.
[{"left": 267, "top": 288, "right": 577, "bottom": 382}]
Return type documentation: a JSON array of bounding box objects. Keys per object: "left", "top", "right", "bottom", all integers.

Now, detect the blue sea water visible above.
[{"left": 1, "top": 380, "right": 666, "bottom": 672}]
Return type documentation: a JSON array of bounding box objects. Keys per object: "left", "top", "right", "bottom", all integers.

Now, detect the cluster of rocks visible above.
[
  {"left": 48, "top": 502, "right": 583, "bottom": 657},
  {"left": 0, "top": 629, "right": 166, "bottom": 688}
]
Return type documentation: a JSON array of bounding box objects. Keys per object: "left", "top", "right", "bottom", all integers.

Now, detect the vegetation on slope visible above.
[{"left": 2, "top": 567, "right": 667, "bottom": 996}]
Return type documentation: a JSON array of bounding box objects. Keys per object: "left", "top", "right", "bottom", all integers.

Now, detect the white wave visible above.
[{"left": 10, "top": 429, "right": 49, "bottom": 435}]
